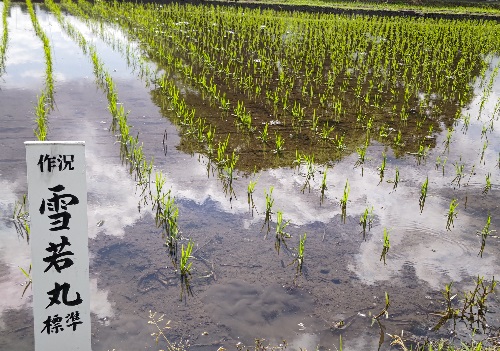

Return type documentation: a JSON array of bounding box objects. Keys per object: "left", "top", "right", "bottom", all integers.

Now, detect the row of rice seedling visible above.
[
  {"left": 0, "top": 0, "right": 10, "bottom": 75},
  {"left": 44, "top": 0, "right": 194, "bottom": 298},
  {"left": 25, "top": 0, "right": 55, "bottom": 141}
]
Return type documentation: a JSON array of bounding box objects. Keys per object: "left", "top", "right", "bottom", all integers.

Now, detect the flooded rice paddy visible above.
[{"left": 0, "top": 1, "right": 499, "bottom": 350}]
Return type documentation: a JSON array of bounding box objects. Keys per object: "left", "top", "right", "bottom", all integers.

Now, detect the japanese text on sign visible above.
[{"left": 26, "top": 141, "right": 91, "bottom": 351}]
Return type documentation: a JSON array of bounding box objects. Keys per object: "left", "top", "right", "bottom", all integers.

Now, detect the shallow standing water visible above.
[{"left": 0, "top": 2, "right": 499, "bottom": 351}]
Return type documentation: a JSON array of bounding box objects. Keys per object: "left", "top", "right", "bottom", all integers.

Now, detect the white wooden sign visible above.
[{"left": 25, "top": 141, "right": 91, "bottom": 351}]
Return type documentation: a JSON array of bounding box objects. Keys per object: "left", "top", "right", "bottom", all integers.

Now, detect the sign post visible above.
[{"left": 25, "top": 141, "right": 91, "bottom": 351}]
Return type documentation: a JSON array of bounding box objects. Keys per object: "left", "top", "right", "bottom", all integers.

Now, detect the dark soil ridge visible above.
[{"left": 122, "top": 0, "right": 500, "bottom": 22}]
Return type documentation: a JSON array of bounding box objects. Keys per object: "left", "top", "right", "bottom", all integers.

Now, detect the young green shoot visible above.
[
  {"left": 452, "top": 160, "right": 465, "bottom": 188},
  {"left": 179, "top": 239, "right": 194, "bottom": 300},
  {"left": 12, "top": 194, "right": 30, "bottom": 240},
  {"left": 419, "top": 176, "right": 429, "bottom": 213},
  {"left": 380, "top": 228, "right": 390, "bottom": 265},
  {"left": 273, "top": 133, "right": 285, "bottom": 155},
  {"left": 275, "top": 210, "right": 291, "bottom": 254},
  {"left": 392, "top": 167, "right": 400, "bottom": 190},
  {"left": 247, "top": 178, "right": 258, "bottom": 215},
  {"left": 377, "top": 152, "right": 386, "bottom": 184},
  {"left": 483, "top": 173, "right": 491, "bottom": 194},
  {"left": 478, "top": 213, "right": 495, "bottom": 257},
  {"left": 446, "top": 199, "right": 459, "bottom": 230},
  {"left": 19, "top": 264, "right": 32, "bottom": 297},
  {"left": 340, "top": 179, "right": 349, "bottom": 224},
  {"left": 320, "top": 166, "right": 328, "bottom": 204},
  {"left": 373, "top": 292, "right": 390, "bottom": 320},
  {"left": 359, "top": 206, "right": 374, "bottom": 240},
  {"left": 289, "top": 233, "right": 306, "bottom": 281},
  {"left": 257, "top": 122, "right": 269, "bottom": 144},
  {"left": 301, "top": 154, "right": 315, "bottom": 193},
  {"left": 262, "top": 186, "right": 274, "bottom": 234}
]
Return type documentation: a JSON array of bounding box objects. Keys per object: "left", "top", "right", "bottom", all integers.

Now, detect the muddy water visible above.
[{"left": 0, "top": 3, "right": 499, "bottom": 351}]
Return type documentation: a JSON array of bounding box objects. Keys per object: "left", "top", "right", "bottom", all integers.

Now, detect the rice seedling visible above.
[
  {"left": 477, "top": 213, "right": 495, "bottom": 258},
  {"left": 247, "top": 178, "right": 258, "bottom": 215},
  {"left": 27, "top": 0, "right": 55, "bottom": 139},
  {"left": 461, "top": 113, "right": 471, "bottom": 133},
  {"left": 373, "top": 292, "right": 390, "bottom": 320},
  {"left": 257, "top": 122, "right": 269, "bottom": 144},
  {"left": 334, "top": 134, "right": 346, "bottom": 151},
  {"left": 419, "top": 176, "right": 429, "bottom": 213},
  {"left": 19, "top": 264, "right": 32, "bottom": 297},
  {"left": 480, "top": 140, "right": 488, "bottom": 165},
  {"left": 273, "top": 133, "right": 285, "bottom": 155},
  {"left": 432, "top": 282, "right": 459, "bottom": 331},
  {"left": 310, "top": 109, "right": 319, "bottom": 132},
  {"left": 377, "top": 153, "right": 386, "bottom": 184},
  {"left": 262, "top": 186, "right": 274, "bottom": 234},
  {"left": 460, "top": 276, "right": 497, "bottom": 332},
  {"left": 318, "top": 122, "right": 334, "bottom": 142},
  {"left": 446, "top": 199, "right": 459, "bottom": 231},
  {"left": 215, "top": 134, "right": 230, "bottom": 166},
  {"left": 12, "top": 194, "right": 30, "bottom": 240},
  {"left": 354, "top": 143, "right": 368, "bottom": 174},
  {"left": 179, "top": 240, "right": 194, "bottom": 300},
  {"left": 300, "top": 154, "right": 315, "bottom": 193},
  {"left": 340, "top": 179, "right": 349, "bottom": 224},
  {"left": 393, "top": 130, "right": 404, "bottom": 147},
  {"left": 158, "top": 191, "right": 180, "bottom": 257},
  {"left": 220, "top": 151, "right": 238, "bottom": 201},
  {"left": 275, "top": 210, "right": 291, "bottom": 254},
  {"left": 380, "top": 228, "right": 390, "bottom": 265},
  {"left": 234, "top": 100, "right": 253, "bottom": 131},
  {"left": 289, "top": 233, "right": 306, "bottom": 280},
  {"left": 433, "top": 277, "right": 497, "bottom": 334},
  {"left": 359, "top": 206, "right": 374, "bottom": 240},
  {"left": 452, "top": 160, "right": 465, "bottom": 187},
  {"left": 179, "top": 240, "right": 193, "bottom": 276},
  {"left": 443, "top": 127, "right": 453, "bottom": 152},
  {"left": 205, "top": 125, "right": 215, "bottom": 156},
  {"left": 293, "top": 150, "right": 302, "bottom": 171},
  {"left": 34, "top": 92, "right": 48, "bottom": 141},
  {"left": 412, "top": 143, "right": 429, "bottom": 165},
  {"left": 392, "top": 167, "right": 400, "bottom": 190},
  {"left": 291, "top": 101, "right": 305, "bottom": 130},
  {"left": 482, "top": 173, "right": 491, "bottom": 194},
  {"left": 320, "top": 166, "right": 328, "bottom": 204}
]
